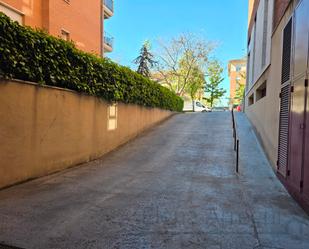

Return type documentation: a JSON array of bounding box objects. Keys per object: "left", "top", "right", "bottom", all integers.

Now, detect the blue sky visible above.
[{"left": 105, "top": 0, "right": 248, "bottom": 105}]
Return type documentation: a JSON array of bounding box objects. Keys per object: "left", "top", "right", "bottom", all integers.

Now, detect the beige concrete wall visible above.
[
  {"left": 0, "top": 80, "right": 173, "bottom": 189},
  {"left": 248, "top": 0, "right": 255, "bottom": 26},
  {"left": 245, "top": 67, "right": 279, "bottom": 167},
  {"left": 245, "top": 3, "right": 294, "bottom": 169}
]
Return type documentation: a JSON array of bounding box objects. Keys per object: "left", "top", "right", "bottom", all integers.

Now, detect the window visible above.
[
  {"left": 256, "top": 81, "right": 267, "bottom": 101},
  {"left": 61, "top": 29, "right": 70, "bottom": 41},
  {"left": 261, "top": 0, "right": 269, "bottom": 68},
  {"left": 196, "top": 102, "right": 202, "bottom": 107},
  {"left": 281, "top": 18, "right": 292, "bottom": 84},
  {"left": 248, "top": 94, "right": 254, "bottom": 106},
  {"left": 246, "top": 53, "right": 251, "bottom": 92},
  {"left": 251, "top": 15, "right": 257, "bottom": 82},
  {"left": 236, "top": 65, "right": 242, "bottom": 72}
]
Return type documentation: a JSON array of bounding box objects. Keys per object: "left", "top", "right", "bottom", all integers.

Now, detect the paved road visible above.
[{"left": 0, "top": 112, "right": 309, "bottom": 249}]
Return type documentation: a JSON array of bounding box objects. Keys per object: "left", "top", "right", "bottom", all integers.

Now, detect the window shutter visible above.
[
  {"left": 277, "top": 84, "right": 290, "bottom": 176},
  {"left": 281, "top": 18, "right": 292, "bottom": 84}
]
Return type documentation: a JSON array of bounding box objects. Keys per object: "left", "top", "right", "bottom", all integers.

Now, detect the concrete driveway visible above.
[{"left": 0, "top": 112, "right": 308, "bottom": 249}]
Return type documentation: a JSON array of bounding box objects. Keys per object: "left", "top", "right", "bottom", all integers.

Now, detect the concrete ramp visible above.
[{"left": 0, "top": 112, "right": 308, "bottom": 249}]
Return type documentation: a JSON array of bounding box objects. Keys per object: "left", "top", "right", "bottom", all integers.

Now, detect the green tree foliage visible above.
[
  {"left": 133, "top": 41, "right": 156, "bottom": 78},
  {"left": 184, "top": 64, "right": 205, "bottom": 101},
  {"left": 234, "top": 83, "right": 245, "bottom": 105},
  {"left": 233, "top": 71, "right": 246, "bottom": 105},
  {"left": 204, "top": 60, "right": 226, "bottom": 107},
  {"left": 0, "top": 13, "right": 183, "bottom": 111}
]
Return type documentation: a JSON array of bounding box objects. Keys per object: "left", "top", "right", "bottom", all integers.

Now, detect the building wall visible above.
[
  {"left": 228, "top": 60, "right": 246, "bottom": 101},
  {"left": 0, "top": 0, "right": 103, "bottom": 54},
  {"left": 248, "top": 0, "right": 260, "bottom": 37},
  {"left": 48, "top": 0, "right": 102, "bottom": 54},
  {"left": 245, "top": 0, "right": 297, "bottom": 169},
  {"left": 0, "top": 80, "right": 173, "bottom": 189},
  {"left": 248, "top": 0, "right": 255, "bottom": 26},
  {"left": 245, "top": 66, "right": 279, "bottom": 166},
  {"left": 245, "top": 0, "right": 291, "bottom": 168},
  {"left": 273, "top": 0, "right": 292, "bottom": 31},
  {"left": 245, "top": 0, "right": 309, "bottom": 212},
  {"left": 0, "top": 0, "right": 44, "bottom": 27},
  {"left": 246, "top": 0, "right": 274, "bottom": 91}
]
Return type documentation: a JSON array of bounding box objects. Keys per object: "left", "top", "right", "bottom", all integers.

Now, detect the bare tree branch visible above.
[{"left": 154, "top": 33, "right": 215, "bottom": 96}]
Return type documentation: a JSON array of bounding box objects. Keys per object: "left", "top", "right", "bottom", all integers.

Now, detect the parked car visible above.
[{"left": 183, "top": 100, "right": 211, "bottom": 112}]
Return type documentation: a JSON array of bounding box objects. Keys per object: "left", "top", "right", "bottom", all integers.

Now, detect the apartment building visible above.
[
  {"left": 0, "top": 0, "right": 114, "bottom": 56},
  {"left": 228, "top": 59, "right": 246, "bottom": 104},
  {"left": 245, "top": 0, "right": 309, "bottom": 212}
]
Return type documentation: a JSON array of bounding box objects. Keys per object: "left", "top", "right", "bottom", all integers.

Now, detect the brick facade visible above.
[
  {"left": 248, "top": 0, "right": 292, "bottom": 38},
  {"left": 248, "top": 0, "right": 260, "bottom": 41},
  {"left": 273, "top": 0, "right": 292, "bottom": 31},
  {"left": 48, "top": 0, "right": 102, "bottom": 55},
  {"left": 0, "top": 0, "right": 104, "bottom": 55},
  {"left": 228, "top": 59, "right": 246, "bottom": 103}
]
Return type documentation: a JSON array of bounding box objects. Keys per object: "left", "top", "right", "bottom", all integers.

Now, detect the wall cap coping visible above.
[{"left": 0, "top": 78, "right": 173, "bottom": 112}]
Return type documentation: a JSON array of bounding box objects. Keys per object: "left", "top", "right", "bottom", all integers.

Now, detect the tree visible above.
[
  {"left": 133, "top": 41, "right": 156, "bottom": 77},
  {"left": 185, "top": 65, "right": 205, "bottom": 101},
  {"left": 234, "top": 83, "right": 245, "bottom": 105},
  {"left": 204, "top": 60, "right": 226, "bottom": 107},
  {"left": 233, "top": 71, "right": 246, "bottom": 105},
  {"left": 155, "top": 33, "right": 215, "bottom": 96}
]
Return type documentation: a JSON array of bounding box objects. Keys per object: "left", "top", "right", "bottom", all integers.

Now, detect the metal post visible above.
[
  {"left": 232, "top": 110, "right": 235, "bottom": 130},
  {"left": 232, "top": 109, "right": 236, "bottom": 151},
  {"left": 236, "top": 139, "right": 239, "bottom": 173},
  {"left": 234, "top": 134, "right": 237, "bottom": 151}
]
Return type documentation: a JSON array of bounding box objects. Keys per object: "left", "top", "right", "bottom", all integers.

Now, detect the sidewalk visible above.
[{"left": 234, "top": 112, "right": 309, "bottom": 249}]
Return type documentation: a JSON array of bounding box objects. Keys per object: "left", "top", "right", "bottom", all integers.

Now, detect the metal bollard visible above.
[
  {"left": 234, "top": 132, "right": 237, "bottom": 151},
  {"left": 236, "top": 139, "right": 239, "bottom": 173}
]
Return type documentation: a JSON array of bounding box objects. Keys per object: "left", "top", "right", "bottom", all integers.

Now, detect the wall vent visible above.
[
  {"left": 277, "top": 84, "right": 290, "bottom": 176},
  {"left": 281, "top": 18, "right": 292, "bottom": 84}
]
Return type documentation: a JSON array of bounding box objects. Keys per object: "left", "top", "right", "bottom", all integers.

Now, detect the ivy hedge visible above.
[{"left": 0, "top": 13, "right": 183, "bottom": 111}]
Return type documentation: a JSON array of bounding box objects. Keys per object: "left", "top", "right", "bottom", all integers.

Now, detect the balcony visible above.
[
  {"left": 103, "top": 0, "right": 114, "bottom": 18},
  {"left": 104, "top": 32, "right": 114, "bottom": 52}
]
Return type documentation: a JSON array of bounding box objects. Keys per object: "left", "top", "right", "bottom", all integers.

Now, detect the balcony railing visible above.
[
  {"left": 104, "top": 0, "right": 114, "bottom": 13},
  {"left": 104, "top": 32, "right": 114, "bottom": 50}
]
